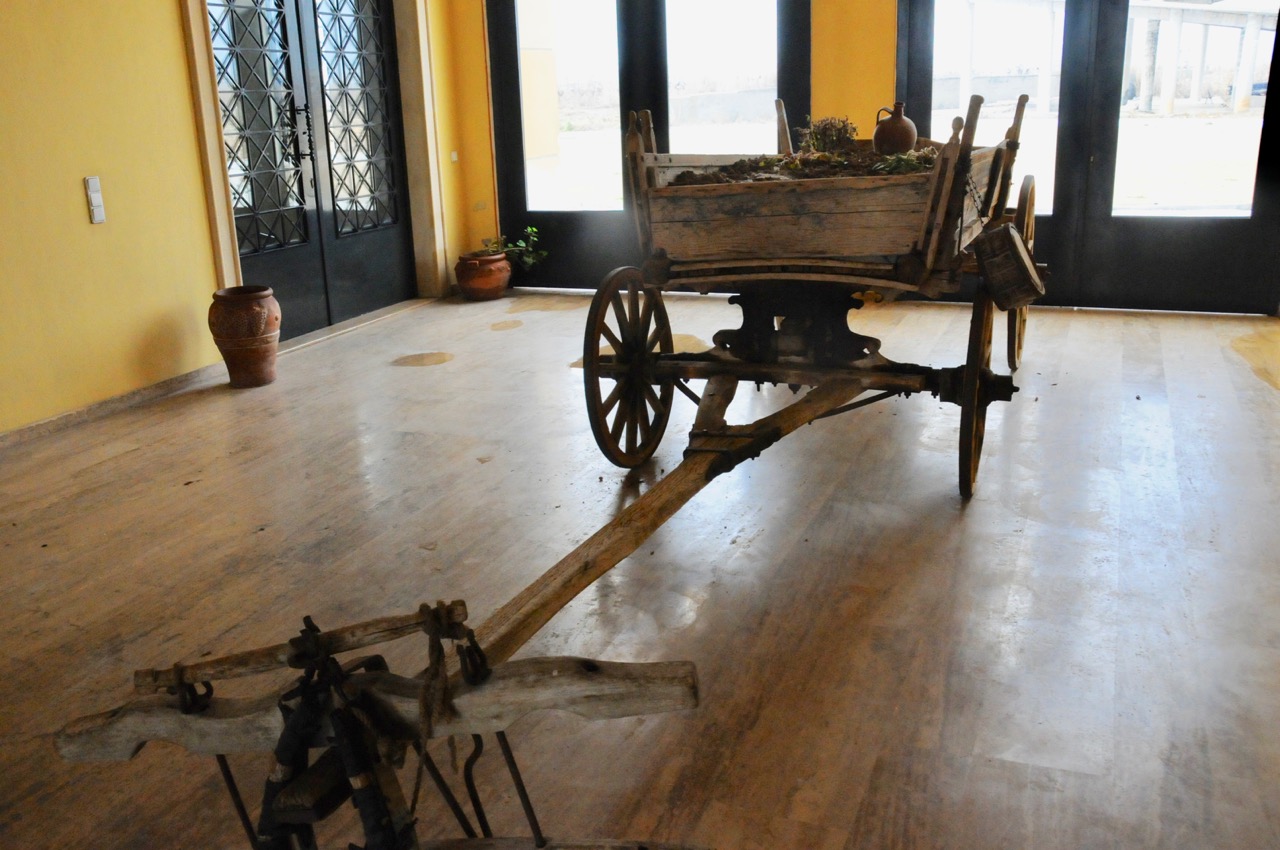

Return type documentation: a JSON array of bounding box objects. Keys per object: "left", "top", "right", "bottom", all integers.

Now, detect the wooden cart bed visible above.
[{"left": 626, "top": 96, "right": 1025, "bottom": 299}]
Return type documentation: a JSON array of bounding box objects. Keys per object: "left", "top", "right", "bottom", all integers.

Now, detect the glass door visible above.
[
  {"left": 930, "top": 0, "right": 1065, "bottom": 212},
  {"left": 664, "top": 1, "right": 779, "bottom": 154},
  {"left": 487, "top": 0, "right": 809, "bottom": 289},
  {"left": 513, "top": 0, "right": 624, "bottom": 214},
  {"left": 914, "top": 0, "right": 1279, "bottom": 314},
  {"left": 1111, "top": 3, "right": 1272, "bottom": 217},
  {"left": 1070, "top": 0, "right": 1278, "bottom": 313}
]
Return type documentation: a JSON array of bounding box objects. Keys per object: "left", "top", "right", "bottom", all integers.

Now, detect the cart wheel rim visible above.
[
  {"left": 960, "top": 289, "right": 995, "bottom": 498},
  {"left": 1007, "top": 305, "right": 1028, "bottom": 371},
  {"left": 583, "top": 267, "right": 675, "bottom": 468},
  {"left": 1007, "top": 175, "right": 1035, "bottom": 371}
]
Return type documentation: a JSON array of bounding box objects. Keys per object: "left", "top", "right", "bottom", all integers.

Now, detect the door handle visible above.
[{"left": 294, "top": 101, "right": 315, "bottom": 161}]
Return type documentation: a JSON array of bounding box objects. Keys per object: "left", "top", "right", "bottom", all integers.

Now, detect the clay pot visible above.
[
  {"left": 208, "top": 285, "right": 282, "bottom": 388},
  {"left": 455, "top": 252, "right": 512, "bottom": 301},
  {"left": 873, "top": 102, "right": 918, "bottom": 155}
]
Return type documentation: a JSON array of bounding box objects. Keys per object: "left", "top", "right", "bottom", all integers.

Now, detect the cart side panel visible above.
[
  {"left": 641, "top": 154, "right": 773, "bottom": 189},
  {"left": 646, "top": 174, "right": 933, "bottom": 262},
  {"left": 630, "top": 154, "right": 763, "bottom": 254},
  {"left": 957, "top": 144, "right": 1006, "bottom": 253}
]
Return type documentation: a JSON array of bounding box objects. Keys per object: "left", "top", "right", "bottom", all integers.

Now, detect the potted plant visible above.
[{"left": 454, "top": 226, "right": 547, "bottom": 301}]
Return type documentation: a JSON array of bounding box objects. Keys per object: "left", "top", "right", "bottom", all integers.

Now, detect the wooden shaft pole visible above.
[
  {"left": 474, "top": 456, "right": 718, "bottom": 666},
  {"left": 474, "top": 378, "right": 867, "bottom": 666}
]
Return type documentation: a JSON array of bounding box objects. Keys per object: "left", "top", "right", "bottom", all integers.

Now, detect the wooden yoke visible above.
[
  {"left": 58, "top": 657, "right": 698, "bottom": 762},
  {"left": 62, "top": 597, "right": 701, "bottom": 764},
  {"left": 132, "top": 602, "right": 467, "bottom": 695}
]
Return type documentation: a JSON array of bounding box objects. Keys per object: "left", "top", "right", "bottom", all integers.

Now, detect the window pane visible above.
[
  {"left": 1112, "top": 8, "right": 1275, "bottom": 217},
  {"left": 933, "top": 0, "right": 1063, "bottom": 213},
  {"left": 666, "top": 0, "right": 777, "bottom": 154},
  {"left": 515, "top": 0, "right": 621, "bottom": 211}
]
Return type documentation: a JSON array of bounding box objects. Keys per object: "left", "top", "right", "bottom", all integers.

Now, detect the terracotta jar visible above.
[
  {"left": 455, "top": 252, "right": 512, "bottom": 301},
  {"left": 208, "top": 285, "right": 282, "bottom": 388},
  {"left": 873, "top": 102, "right": 918, "bottom": 155}
]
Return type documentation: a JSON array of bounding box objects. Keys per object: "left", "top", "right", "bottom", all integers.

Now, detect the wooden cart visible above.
[{"left": 583, "top": 95, "right": 1044, "bottom": 497}]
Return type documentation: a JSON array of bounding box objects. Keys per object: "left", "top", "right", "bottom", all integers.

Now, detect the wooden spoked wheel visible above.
[
  {"left": 583, "top": 267, "right": 675, "bottom": 468},
  {"left": 959, "top": 288, "right": 996, "bottom": 499},
  {"left": 1008, "top": 175, "right": 1035, "bottom": 370}
]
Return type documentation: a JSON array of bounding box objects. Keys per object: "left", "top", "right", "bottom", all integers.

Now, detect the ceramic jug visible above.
[{"left": 873, "top": 102, "right": 918, "bottom": 155}]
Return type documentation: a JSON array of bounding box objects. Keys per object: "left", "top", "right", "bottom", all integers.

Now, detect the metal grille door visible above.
[
  {"left": 315, "top": 0, "right": 400, "bottom": 235},
  {"left": 209, "top": 0, "right": 311, "bottom": 255}
]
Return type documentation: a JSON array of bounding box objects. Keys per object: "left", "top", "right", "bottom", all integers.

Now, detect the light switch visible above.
[{"left": 84, "top": 176, "right": 106, "bottom": 224}]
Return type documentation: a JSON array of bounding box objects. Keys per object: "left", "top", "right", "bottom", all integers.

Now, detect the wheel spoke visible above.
[
  {"left": 609, "top": 291, "right": 628, "bottom": 342},
  {"left": 625, "top": 400, "right": 638, "bottom": 453},
  {"left": 638, "top": 291, "right": 654, "bottom": 342},
  {"left": 600, "top": 323, "right": 623, "bottom": 353},
  {"left": 643, "top": 381, "right": 667, "bottom": 418},
  {"left": 636, "top": 393, "right": 652, "bottom": 443},
  {"left": 609, "top": 395, "right": 629, "bottom": 444},
  {"left": 600, "top": 379, "right": 623, "bottom": 417},
  {"left": 628, "top": 283, "right": 642, "bottom": 342},
  {"left": 646, "top": 325, "right": 664, "bottom": 353}
]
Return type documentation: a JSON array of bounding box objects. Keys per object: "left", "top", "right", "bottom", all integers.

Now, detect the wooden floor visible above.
[{"left": 3, "top": 291, "right": 1279, "bottom": 849}]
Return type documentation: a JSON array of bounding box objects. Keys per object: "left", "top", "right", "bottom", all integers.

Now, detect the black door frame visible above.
[
  {"left": 902, "top": 0, "right": 1280, "bottom": 315},
  {"left": 487, "top": 0, "right": 811, "bottom": 290}
]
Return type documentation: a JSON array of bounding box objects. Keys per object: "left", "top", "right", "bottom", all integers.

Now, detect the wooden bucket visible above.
[{"left": 973, "top": 223, "right": 1044, "bottom": 311}]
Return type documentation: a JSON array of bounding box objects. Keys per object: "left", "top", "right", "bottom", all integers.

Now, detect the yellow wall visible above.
[
  {"left": 0, "top": 2, "right": 221, "bottom": 433},
  {"left": 428, "top": 0, "right": 500, "bottom": 270},
  {"left": 811, "top": 0, "right": 899, "bottom": 135}
]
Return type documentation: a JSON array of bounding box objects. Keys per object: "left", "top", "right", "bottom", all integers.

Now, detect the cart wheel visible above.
[
  {"left": 1007, "top": 175, "right": 1035, "bottom": 371},
  {"left": 959, "top": 288, "right": 996, "bottom": 499},
  {"left": 583, "top": 267, "right": 675, "bottom": 467}
]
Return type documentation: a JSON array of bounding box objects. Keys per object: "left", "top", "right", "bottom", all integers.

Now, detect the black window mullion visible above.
[
  {"left": 1252, "top": 20, "right": 1280, "bottom": 224},
  {"left": 618, "top": 0, "right": 668, "bottom": 152},
  {"left": 897, "top": 0, "right": 934, "bottom": 138},
  {"left": 778, "top": 0, "right": 812, "bottom": 150},
  {"left": 485, "top": 0, "right": 527, "bottom": 240}
]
